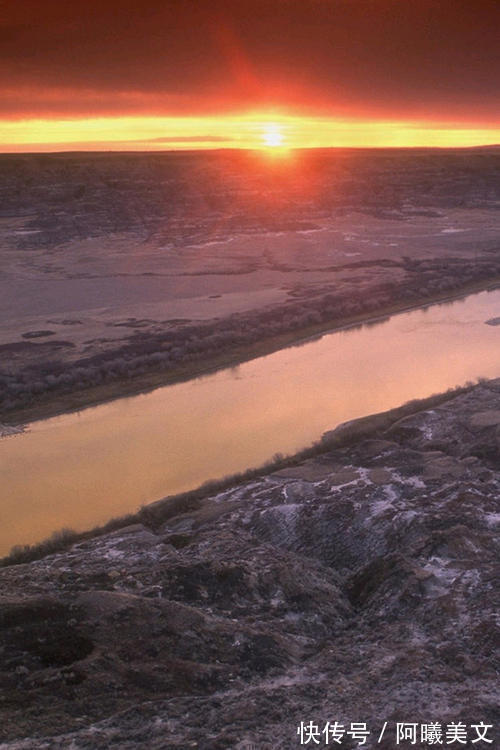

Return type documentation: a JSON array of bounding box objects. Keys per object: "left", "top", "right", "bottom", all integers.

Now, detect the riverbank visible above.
[
  {"left": 0, "top": 377, "right": 498, "bottom": 747},
  {"left": 3, "top": 274, "right": 499, "bottom": 427},
  {"left": 0, "top": 380, "right": 477, "bottom": 567}
]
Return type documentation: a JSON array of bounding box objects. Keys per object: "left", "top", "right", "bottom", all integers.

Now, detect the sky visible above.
[{"left": 1, "top": 0, "right": 499, "bottom": 151}]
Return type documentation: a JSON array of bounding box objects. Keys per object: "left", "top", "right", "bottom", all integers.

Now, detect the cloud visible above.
[
  {"left": 0, "top": 1, "right": 499, "bottom": 123},
  {"left": 144, "top": 136, "right": 234, "bottom": 143}
]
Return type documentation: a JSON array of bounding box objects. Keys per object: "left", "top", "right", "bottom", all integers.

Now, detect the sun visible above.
[{"left": 261, "top": 124, "right": 285, "bottom": 148}]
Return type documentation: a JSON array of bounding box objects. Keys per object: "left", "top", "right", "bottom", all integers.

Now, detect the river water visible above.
[{"left": 1, "top": 289, "right": 499, "bottom": 555}]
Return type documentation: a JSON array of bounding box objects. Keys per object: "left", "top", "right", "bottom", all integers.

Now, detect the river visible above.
[{"left": 1, "top": 289, "right": 499, "bottom": 556}]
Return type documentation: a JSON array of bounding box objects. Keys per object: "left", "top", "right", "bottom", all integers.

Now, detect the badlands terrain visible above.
[
  {"left": 0, "top": 148, "right": 498, "bottom": 747},
  {"left": 0, "top": 379, "right": 498, "bottom": 748}
]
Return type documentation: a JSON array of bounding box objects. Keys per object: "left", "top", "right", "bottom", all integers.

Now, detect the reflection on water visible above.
[{"left": 1, "top": 289, "right": 499, "bottom": 555}]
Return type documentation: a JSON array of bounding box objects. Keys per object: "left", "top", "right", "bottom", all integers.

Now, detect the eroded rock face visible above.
[
  {"left": 0, "top": 380, "right": 499, "bottom": 748},
  {"left": 0, "top": 423, "right": 24, "bottom": 439}
]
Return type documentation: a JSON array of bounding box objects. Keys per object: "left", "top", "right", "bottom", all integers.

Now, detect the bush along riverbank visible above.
[{"left": 1, "top": 259, "right": 499, "bottom": 424}]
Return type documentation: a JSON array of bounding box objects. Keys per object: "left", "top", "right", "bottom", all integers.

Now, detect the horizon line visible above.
[{"left": 1, "top": 142, "right": 499, "bottom": 156}]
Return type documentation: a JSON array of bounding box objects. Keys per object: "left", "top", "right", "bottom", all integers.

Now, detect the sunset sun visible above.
[{"left": 261, "top": 125, "right": 285, "bottom": 148}]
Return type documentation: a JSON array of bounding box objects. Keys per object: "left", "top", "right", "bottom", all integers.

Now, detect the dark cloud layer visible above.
[
  {"left": 143, "top": 136, "right": 233, "bottom": 143},
  {"left": 1, "top": 0, "right": 499, "bottom": 121}
]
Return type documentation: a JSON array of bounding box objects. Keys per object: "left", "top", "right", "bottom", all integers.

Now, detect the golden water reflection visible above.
[{"left": 1, "top": 290, "right": 499, "bottom": 555}]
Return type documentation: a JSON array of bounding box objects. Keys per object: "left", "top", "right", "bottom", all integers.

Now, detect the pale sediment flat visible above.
[{"left": 0, "top": 207, "right": 497, "bottom": 358}]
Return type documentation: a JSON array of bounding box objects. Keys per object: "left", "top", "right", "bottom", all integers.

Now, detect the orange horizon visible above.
[{"left": 0, "top": 112, "right": 499, "bottom": 153}]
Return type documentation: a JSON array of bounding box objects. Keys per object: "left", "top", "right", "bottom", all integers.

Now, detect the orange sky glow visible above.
[
  {"left": 1, "top": 113, "right": 499, "bottom": 153},
  {"left": 1, "top": 1, "right": 499, "bottom": 153}
]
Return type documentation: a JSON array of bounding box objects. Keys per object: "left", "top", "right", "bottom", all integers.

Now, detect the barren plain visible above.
[{"left": 1, "top": 148, "right": 499, "bottom": 420}]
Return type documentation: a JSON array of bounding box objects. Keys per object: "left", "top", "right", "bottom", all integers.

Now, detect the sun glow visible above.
[
  {"left": 0, "top": 113, "right": 499, "bottom": 152},
  {"left": 261, "top": 124, "right": 285, "bottom": 148}
]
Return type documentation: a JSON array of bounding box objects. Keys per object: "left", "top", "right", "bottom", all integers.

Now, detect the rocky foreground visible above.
[{"left": 0, "top": 381, "right": 499, "bottom": 749}]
